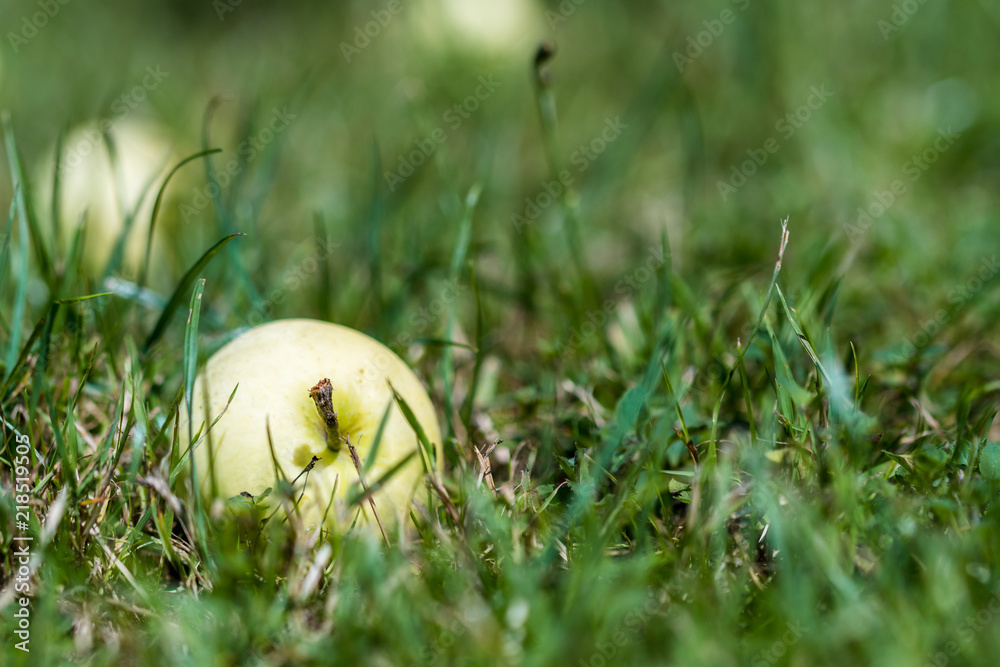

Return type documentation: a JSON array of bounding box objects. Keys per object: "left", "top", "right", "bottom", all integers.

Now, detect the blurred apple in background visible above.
[
  {"left": 410, "top": 0, "right": 541, "bottom": 57},
  {"left": 34, "top": 117, "right": 177, "bottom": 279}
]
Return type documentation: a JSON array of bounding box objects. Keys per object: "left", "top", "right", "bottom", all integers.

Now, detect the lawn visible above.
[{"left": 2, "top": 1, "right": 1000, "bottom": 665}]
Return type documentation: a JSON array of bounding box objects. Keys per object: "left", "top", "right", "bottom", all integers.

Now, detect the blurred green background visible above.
[{"left": 2, "top": 0, "right": 997, "bottom": 352}]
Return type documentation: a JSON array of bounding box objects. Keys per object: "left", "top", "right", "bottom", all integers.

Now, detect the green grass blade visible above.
[
  {"left": 50, "top": 129, "right": 64, "bottom": 257},
  {"left": 2, "top": 112, "right": 52, "bottom": 282},
  {"left": 774, "top": 283, "right": 832, "bottom": 386},
  {"left": 0, "top": 187, "right": 16, "bottom": 296},
  {"left": 101, "top": 127, "right": 127, "bottom": 226},
  {"left": 139, "top": 148, "right": 223, "bottom": 289},
  {"left": 48, "top": 397, "right": 78, "bottom": 501},
  {"left": 183, "top": 279, "right": 206, "bottom": 419},
  {"left": 200, "top": 98, "right": 264, "bottom": 310},
  {"left": 3, "top": 194, "right": 30, "bottom": 383},
  {"left": 411, "top": 338, "right": 477, "bottom": 351},
  {"left": 182, "top": 278, "right": 209, "bottom": 563},
  {"left": 388, "top": 380, "right": 435, "bottom": 475},
  {"left": 184, "top": 278, "right": 205, "bottom": 539},
  {"left": 28, "top": 303, "right": 58, "bottom": 420},
  {"left": 459, "top": 261, "right": 484, "bottom": 432},
  {"left": 55, "top": 292, "right": 112, "bottom": 305},
  {"left": 363, "top": 400, "right": 394, "bottom": 476},
  {"left": 99, "top": 129, "right": 155, "bottom": 278},
  {"left": 63, "top": 210, "right": 88, "bottom": 290},
  {"left": 440, "top": 184, "right": 480, "bottom": 441},
  {"left": 661, "top": 359, "right": 690, "bottom": 444},
  {"left": 737, "top": 339, "right": 757, "bottom": 446},
  {"left": 169, "top": 382, "right": 239, "bottom": 487},
  {"left": 709, "top": 219, "right": 789, "bottom": 464},
  {"left": 314, "top": 211, "right": 332, "bottom": 321},
  {"left": 348, "top": 450, "right": 417, "bottom": 508},
  {"left": 366, "top": 139, "right": 386, "bottom": 331},
  {"left": 143, "top": 233, "right": 244, "bottom": 354}
]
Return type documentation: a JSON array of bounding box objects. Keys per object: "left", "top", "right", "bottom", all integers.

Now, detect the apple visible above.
[
  {"left": 178, "top": 319, "right": 442, "bottom": 533},
  {"left": 34, "top": 118, "right": 176, "bottom": 277},
  {"left": 410, "top": 0, "right": 539, "bottom": 56}
]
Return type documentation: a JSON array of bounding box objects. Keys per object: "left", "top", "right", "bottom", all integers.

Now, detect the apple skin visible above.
[
  {"left": 34, "top": 119, "right": 176, "bottom": 277},
  {"left": 412, "top": 0, "right": 538, "bottom": 55},
  {"left": 179, "top": 319, "right": 442, "bottom": 530}
]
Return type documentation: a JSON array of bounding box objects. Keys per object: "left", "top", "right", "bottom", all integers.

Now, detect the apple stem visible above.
[
  {"left": 309, "top": 378, "right": 341, "bottom": 452},
  {"left": 308, "top": 378, "right": 389, "bottom": 546}
]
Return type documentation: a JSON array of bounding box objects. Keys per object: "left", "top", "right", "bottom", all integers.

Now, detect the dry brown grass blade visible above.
[
  {"left": 474, "top": 438, "right": 500, "bottom": 496},
  {"left": 345, "top": 435, "right": 389, "bottom": 547}
]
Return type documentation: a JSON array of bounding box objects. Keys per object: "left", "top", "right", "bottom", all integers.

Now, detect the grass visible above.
[{"left": 2, "top": 1, "right": 1000, "bottom": 665}]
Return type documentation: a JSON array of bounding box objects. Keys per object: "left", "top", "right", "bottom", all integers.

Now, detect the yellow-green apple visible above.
[
  {"left": 411, "top": 0, "right": 538, "bottom": 56},
  {"left": 34, "top": 118, "right": 176, "bottom": 277},
  {"left": 178, "top": 319, "right": 441, "bottom": 532}
]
